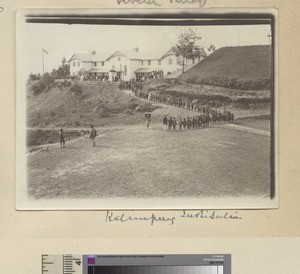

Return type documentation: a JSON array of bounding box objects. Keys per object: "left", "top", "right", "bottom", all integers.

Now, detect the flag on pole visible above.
[{"left": 42, "top": 48, "right": 49, "bottom": 55}]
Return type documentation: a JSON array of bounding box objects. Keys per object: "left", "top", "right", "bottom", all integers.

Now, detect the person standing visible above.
[
  {"left": 162, "top": 115, "right": 168, "bottom": 131},
  {"left": 89, "top": 125, "right": 97, "bottom": 147},
  {"left": 59, "top": 129, "right": 65, "bottom": 148},
  {"left": 178, "top": 117, "right": 183, "bottom": 130},
  {"left": 182, "top": 118, "right": 187, "bottom": 130},
  {"left": 145, "top": 114, "right": 151, "bottom": 129},
  {"left": 172, "top": 117, "right": 177, "bottom": 130},
  {"left": 168, "top": 116, "right": 173, "bottom": 131},
  {"left": 187, "top": 117, "right": 191, "bottom": 129},
  {"left": 192, "top": 116, "right": 196, "bottom": 129}
]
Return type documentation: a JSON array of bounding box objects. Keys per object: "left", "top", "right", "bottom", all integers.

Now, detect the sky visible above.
[{"left": 18, "top": 22, "right": 271, "bottom": 76}]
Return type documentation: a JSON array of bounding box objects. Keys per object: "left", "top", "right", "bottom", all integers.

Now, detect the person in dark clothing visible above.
[
  {"left": 59, "top": 129, "right": 65, "bottom": 148},
  {"left": 168, "top": 116, "right": 173, "bottom": 130},
  {"left": 162, "top": 115, "right": 168, "bottom": 131},
  {"left": 178, "top": 117, "right": 183, "bottom": 130},
  {"left": 192, "top": 117, "right": 196, "bottom": 129},
  {"left": 187, "top": 117, "right": 191, "bottom": 129},
  {"left": 172, "top": 117, "right": 177, "bottom": 130},
  {"left": 182, "top": 118, "right": 187, "bottom": 129},
  {"left": 90, "top": 125, "right": 97, "bottom": 147}
]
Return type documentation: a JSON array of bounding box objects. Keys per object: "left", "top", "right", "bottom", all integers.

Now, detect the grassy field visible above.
[
  {"left": 179, "top": 45, "right": 272, "bottom": 90},
  {"left": 27, "top": 120, "right": 271, "bottom": 199}
]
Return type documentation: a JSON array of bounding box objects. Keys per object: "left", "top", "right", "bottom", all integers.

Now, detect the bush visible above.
[
  {"left": 182, "top": 74, "right": 271, "bottom": 90},
  {"left": 31, "top": 73, "right": 55, "bottom": 96},
  {"left": 165, "top": 89, "right": 231, "bottom": 103},
  {"left": 70, "top": 83, "right": 83, "bottom": 94}
]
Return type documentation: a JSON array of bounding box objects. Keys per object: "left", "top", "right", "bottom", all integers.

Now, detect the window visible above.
[
  {"left": 158, "top": 60, "right": 161, "bottom": 65},
  {"left": 148, "top": 60, "right": 151, "bottom": 65},
  {"left": 141, "top": 60, "right": 144, "bottom": 66},
  {"left": 124, "top": 65, "right": 127, "bottom": 76},
  {"left": 102, "top": 62, "right": 105, "bottom": 66},
  {"left": 73, "top": 61, "right": 76, "bottom": 67},
  {"left": 78, "top": 62, "right": 80, "bottom": 66},
  {"left": 94, "top": 62, "right": 97, "bottom": 66},
  {"left": 118, "top": 57, "right": 121, "bottom": 61},
  {"left": 169, "top": 58, "right": 173, "bottom": 65}
]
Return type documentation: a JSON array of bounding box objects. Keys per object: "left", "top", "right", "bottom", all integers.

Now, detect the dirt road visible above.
[{"left": 28, "top": 120, "right": 271, "bottom": 199}]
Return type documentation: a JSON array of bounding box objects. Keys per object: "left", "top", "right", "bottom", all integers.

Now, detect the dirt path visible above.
[
  {"left": 215, "top": 124, "right": 270, "bottom": 137},
  {"left": 28, "top": 120, "right": 271, "bottom": 199}
]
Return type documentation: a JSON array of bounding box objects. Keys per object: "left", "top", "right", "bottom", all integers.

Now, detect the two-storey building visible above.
[{"left": 68, "top": 48, "right": 207, "bottom": 81}]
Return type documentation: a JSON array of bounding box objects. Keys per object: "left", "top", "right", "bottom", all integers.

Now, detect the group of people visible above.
[
  {"left": 58, "top": 125, "right": 98, "bottom": 148},
  {"left": 132, "top": 84, "right": 232, "bottom": 117},
  {"left": 162, "top": 114, "right": 211, "bottom": 131}
]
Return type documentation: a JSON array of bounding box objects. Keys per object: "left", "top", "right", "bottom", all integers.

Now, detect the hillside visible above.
[
  {"left": 179, "top": 45, "right": 272, "bottom": 90},
  {"left": 27, "top": 81, "right": 151, "bottom": 128}
]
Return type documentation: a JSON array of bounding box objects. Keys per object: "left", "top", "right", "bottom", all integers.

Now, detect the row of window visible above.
[
  {"left": 72, "top": 57, "right": 175, "bottom": 68},
  {"left": 73, "top": 61, "right": 105, "bottom": 67},
  {"left": 141, "top": 58, "right": 174, "bottom": 66},
  {"left": 94, "top": 62, "right": 105, "bottom": 67}
]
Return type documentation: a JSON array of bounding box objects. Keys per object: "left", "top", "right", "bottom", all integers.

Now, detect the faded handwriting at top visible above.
[
  {"left": 169, "top": 0, "right": 207, "bottom": 7},
  {"left": 116, "top": 0, "right": 207, "bottom": 7},
  {"left": 117, "top": 0, "right": 162, "bottom": 7}
]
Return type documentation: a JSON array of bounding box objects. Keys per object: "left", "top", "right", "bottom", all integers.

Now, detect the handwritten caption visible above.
[
  {"left": 106, "top": 210, "right": 242, "bottom": 226},
  {"left": 116, "top": 0, "right": 207, "bottom": 7}
]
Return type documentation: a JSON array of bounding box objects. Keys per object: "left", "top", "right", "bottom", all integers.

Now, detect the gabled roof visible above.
[
  {"left": 106, "top": 51, "right": 129, "bottom": 60},
  {"left": 107, "top": 49, "right": 175, "bottom": 61},
  {"left": 68, "top": 53, "right": 108, "bottom": 63},
  {"left": 162, "top": 48, "right": 207, "bottom": 59},
  {"left": 160, "top": 48, "right": 176, "bottom": 59}
]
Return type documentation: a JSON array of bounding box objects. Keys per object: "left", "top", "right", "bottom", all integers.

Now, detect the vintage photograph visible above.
[{"left": 16, "top": 10, "right": 277, "bottom": 209}]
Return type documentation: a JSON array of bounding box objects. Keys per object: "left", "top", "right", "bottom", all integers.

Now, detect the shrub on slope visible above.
[
  {"left": 30, "top": 73, "right": 56, "bottom": 95},
  {"left": 27, "top": 81, "right": 149, "bottom": 127}
]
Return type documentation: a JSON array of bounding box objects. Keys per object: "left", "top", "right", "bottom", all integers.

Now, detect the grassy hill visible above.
[
  {"left": 179, "top": 45, "right": 272, "bottom": 90},
  {"left": 27, "top": 81, "right": 150, "bottom": 128}
]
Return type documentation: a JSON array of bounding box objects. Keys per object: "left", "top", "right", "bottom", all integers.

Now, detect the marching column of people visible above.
[{"left": 162, "top": 113, "right": 225, "bottom": 131}]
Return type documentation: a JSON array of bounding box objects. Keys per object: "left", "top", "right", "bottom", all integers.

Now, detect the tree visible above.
[
  {"left": 29, "top": 73, "right": 41, "bottom": 81},
  {"left": 55, "top": 56, "right": 70, "bottom": 79},
  {"left": 51, "top": 68, "right": 57, "bottom": 78},
  {"left": 172, "top": 28, "right": 202, "bottom": 73},
  {"left": 61, "top": 55, "right": 67, "bottom": 65}
]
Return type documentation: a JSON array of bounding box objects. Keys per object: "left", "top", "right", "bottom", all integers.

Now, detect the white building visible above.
[{"left": 68, "top": 48, "right": 207, "bottom": 81}]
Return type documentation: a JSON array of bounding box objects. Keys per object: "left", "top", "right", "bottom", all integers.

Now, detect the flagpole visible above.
[{"left": 42, "top": 49, "right": 45, "bottom": 75}]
